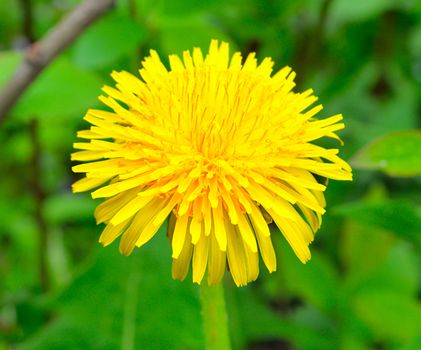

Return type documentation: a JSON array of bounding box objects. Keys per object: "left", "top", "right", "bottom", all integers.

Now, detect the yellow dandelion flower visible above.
[{"left": 72, "top": 40, "right": 352, "bottom": 287}]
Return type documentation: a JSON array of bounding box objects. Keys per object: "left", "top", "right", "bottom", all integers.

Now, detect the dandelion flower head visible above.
[{"left": 72, "top": 40, "right": 352, "bottom": 286}]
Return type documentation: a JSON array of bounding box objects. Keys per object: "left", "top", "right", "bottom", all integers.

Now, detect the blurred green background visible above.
[{"left": 1, "top": 0, "right": 421, "bottom": 349}]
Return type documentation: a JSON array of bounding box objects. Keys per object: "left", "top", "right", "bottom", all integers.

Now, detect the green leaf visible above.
[
  {"left": 5, "top": 56, "right": 103, "bottom": 120},
  {"left": 353, "top": 290, "right": 421, "bottom": 342},
  {"left": 159, "top": 0, "right": 220, "bottom": 16},
  {"left": 351, "top": 131, "right": 421, "bottom": 176},
  {"left": 72, "top": 13, "right": 146, "bottom": 69},
  {"left": 0, "top": 50, "right": 22, "bottom": 87},
  {"left": 336, "top": 192, "right": 420, "bottom": 309},
  {"left": 43, "top": 193, "right": 98, "bottom": 225},
  {"left": 231, "top": 288, "right": 332, "bottom": 350},
  {"left": 0, "top": 0, "right": 19, "bottom": 45},
  {"left": 341, "top": 221, "right": 419, "bottom": 296},
  {"left": 340, "top": 220, "right": 393, "bottom": 280},
  {"left": 400, "top": 335, "right": 421, "bottom": 350},
  {"left": 362, "top": 242, "right": 420, "bottom": 295},
  {"left": 0, "top": 51, "right": 103, "bottom": 121},
  {"left": 330, "top": 0, "right": 414, "bottom": 25},
  {"left": 338, "top": 332, "right": 372, "bottom": 350},
  {"left": 1, "top": 130, "right": 32, "bottom": 163},
  {"left": 290, "top": 305, "right": 334, "bottom": 331},
  {"left": 17, "top": 231, "right": 204, "bottom": 350},
  {"left": 273, "top": 234, "right": 340, "bottom": 313},
  {"left": 409, "top": 24, "right": 421, "bottom": 57},
  {"left": 0, "top": 200, "right": 39, "bottom": 293},
  {"left": 158, "top": 15, "right": 232, "bottom": 56},
  {"left": 334, "top": 199, "right": 421, "bottom": 247}
]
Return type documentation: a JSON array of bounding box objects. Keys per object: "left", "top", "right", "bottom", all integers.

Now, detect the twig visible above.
[{"left": 0, "top": 0, "right": 116, "bottom": 124}]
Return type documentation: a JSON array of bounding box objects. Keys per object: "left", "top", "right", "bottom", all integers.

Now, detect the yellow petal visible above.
[
  {"left": 192, "top": 233, "right": 209, "bottom": 284},
  {"left": 212, "top": 204, "right": 227, "bottom": 251},
  {"left": 94, "top": 188, "right": 139, "bottom": 224},
  {"left": 236, "top": 212, "right": 258, "bottom": 253},
  {"left": 225, "top": 221, "right": 248, "bottom": 286},
  {"left": 99, "top": 219, "right": 131, "bottom": 246},
  {"left": 136, "top": 194, "right": 180, "bottom": 247},
  {"left": 172, "top": 214, "right": 189, "bottom": 259},
  {"left": 207, "top": 225, "right": 226, "bottom": 285},
  {"left": 110, "top": 194, "right": 154, "bottom": 226},
  {"left": 243, "top": 239, "right": 259, "bottom": 282},
  {"left": 72, "top": 176, "right": 110, "bottom": 193},
  {"left": 248, "top": 215, "right": 276, "bottom": 272}
]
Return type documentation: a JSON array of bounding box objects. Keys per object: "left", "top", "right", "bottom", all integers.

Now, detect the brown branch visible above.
[{"left": 0, "top": 0, "right": 116, "bottom": 124}]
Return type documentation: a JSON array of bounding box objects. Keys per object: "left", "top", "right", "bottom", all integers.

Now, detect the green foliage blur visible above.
[{"left": 1, "top": 0, "right": 421, "bottom": 349}]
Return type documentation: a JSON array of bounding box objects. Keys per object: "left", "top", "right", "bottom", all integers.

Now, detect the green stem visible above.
[
  {"left": 199, "top": 282, "right": 231, "bottom": 350},
  {"left": 121, "top": 258, "right": 140, "bottom": 350}
]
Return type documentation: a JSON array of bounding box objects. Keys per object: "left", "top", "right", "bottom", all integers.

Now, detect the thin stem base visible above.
[{"left": 199, "top": 282, "right": 231, "bottom": 350}]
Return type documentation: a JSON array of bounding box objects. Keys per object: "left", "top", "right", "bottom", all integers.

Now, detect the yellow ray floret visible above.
[{"left": 72, "top": 40, "right": 352, "bottom": 286}]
